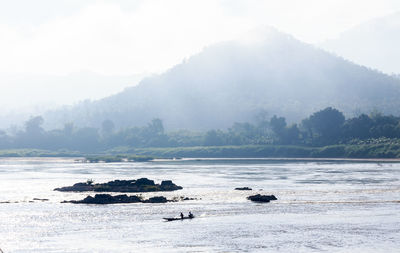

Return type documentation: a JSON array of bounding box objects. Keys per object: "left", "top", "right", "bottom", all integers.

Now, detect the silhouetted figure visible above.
[
  {"left": 180, "top": 212, "right": 184, "bottom": 219},
  {"left": 188, "top": 211, "right": 194, "bottom": 218}
]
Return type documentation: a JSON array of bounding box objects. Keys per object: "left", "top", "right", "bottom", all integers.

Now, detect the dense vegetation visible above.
[{"left": 1, "top": 107, "right": 400, "bottom": 158}]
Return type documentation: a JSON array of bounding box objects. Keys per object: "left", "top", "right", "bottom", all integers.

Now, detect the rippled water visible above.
[{"left": 0, "top": 158, "right": 399, "bottom": 252}]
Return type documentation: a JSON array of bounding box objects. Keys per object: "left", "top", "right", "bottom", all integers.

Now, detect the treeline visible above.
[{"left": 1, "top": 107, "right": 400, "bottom": 152}]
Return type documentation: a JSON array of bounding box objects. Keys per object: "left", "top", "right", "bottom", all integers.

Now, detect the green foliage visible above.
[
  {"left": 131, "top": 144, "right": 400, "bottom": 159},
  {"left": 301, "top": 107, "right": 345, "bottom": 145},
  {"left": 1, "top": 107, "right": 400, "bottom": 159}
]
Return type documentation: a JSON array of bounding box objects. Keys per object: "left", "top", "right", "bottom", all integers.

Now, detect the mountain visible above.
[
  {"left": 44, "top": 28, "right": 400, "bottom": 130},
  {"left": 0, "top": 71, "right": 146, "bottom": 129},
  {"left": 320, "top": 12, "right": 400, "bottom": 75}
]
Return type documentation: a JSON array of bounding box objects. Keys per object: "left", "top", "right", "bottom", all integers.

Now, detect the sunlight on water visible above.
[{"left": 0, "top": 158, "right": 399, "bottom": 252}]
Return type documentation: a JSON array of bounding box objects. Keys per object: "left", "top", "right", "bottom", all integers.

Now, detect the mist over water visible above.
[{"left": 0, "top": 158, "right": 399, "bottom": 252}]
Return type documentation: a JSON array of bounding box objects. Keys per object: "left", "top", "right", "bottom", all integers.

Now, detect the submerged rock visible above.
[
  {"left": 235, "top": 187, "right": 252, "bottom": 191},
  {"left": 169, "top": 196, "right": 199, "bottom": 202},
  {"left": 181, "top": 196, "right": 197, "bottom": 201},
  {"left": 33, "top": 198, "right": 49, "bottom": 201},
  {"left": 54, "top": 178, "right": 183, "bottom": 193},
  {"left": 247, "top": 194, "right": 277, "bottom": 203}
]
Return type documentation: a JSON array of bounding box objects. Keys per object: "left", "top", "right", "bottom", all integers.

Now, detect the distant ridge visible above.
[
  {"left": 45, "top": 28, "right": 400, "bottom": 130},
  {"left": 320, "top": 12, "right": 400, "bottom": 75}
]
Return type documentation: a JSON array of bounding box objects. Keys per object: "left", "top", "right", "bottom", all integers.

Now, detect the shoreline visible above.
[
  {"left": 1, "top": 143, "right": 400, "bottom": 161},
  {"left": 1, "top": 156, "right": 400, "bottom": 163}
]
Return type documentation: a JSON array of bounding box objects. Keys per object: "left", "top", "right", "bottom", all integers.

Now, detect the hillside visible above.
[
  {"left": 44, "top": 28, "right": 400, "bottom": 130},
  {"left": 320, "top": 12, "right": 400, "bottom": 75}
]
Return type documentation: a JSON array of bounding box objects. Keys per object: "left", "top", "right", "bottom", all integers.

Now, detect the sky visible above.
[{"left": 0, "top": 0, "right": 400, "bottom": 111}]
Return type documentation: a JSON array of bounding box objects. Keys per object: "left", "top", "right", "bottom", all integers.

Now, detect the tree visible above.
[
  {"left": 342, "top": 114, "right": 373, "bottom": 139},
  {"left": 282, "top": 124, "right": 300, "bottom": 144},
  {"left": 142, "top": 119, "right": 168, "bottom": 147},
  {"left": 25, "top": 116, "right": 44, "bottom": 135},
  {"left": 147, "top": 118, "right": 164, "bottom": 135},
  {"left": 204, "top": 130, "right": 225, "bottom": 146},
  {"left": 16, "top": 116, "right": 45, "bottom": 148},
  {"left": 270, "top": 115, "right": 286, "bottom": 135},
  {"left": 269, "top": 115, "right": 287, "bottom": 143},
  {"left": 369, "top": 115, "right": 400, "bottom": 138},
  {"left": 71, "top": 127, "right": 100, "bottom": 152},
  {"left": 302, "top": 107, "right": 345, "bottom": 144}
]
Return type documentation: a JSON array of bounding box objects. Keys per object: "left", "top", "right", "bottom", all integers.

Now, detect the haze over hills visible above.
[
  {"left": 0, "top": 71, "right": 145, "bottom": 129},
  {"left": 43, "top": 28, "right": 400, "bottom": 130},
  {"left": 320, "top": 12, "right": 400, "bottom": 75}
]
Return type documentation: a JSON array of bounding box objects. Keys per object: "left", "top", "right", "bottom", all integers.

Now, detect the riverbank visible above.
[
  {"left": 127, "top": 143, "right": 400, "bottom": 159},
  {"left": 1, "top": 142, "right": 400, "bottom": 159}
]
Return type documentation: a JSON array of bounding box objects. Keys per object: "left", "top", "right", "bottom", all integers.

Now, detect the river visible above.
[{"left": 0, "top": 158, "right": 399, "bottom": 252}]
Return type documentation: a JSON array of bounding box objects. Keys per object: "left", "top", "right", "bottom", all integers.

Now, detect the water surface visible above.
[{"left": 0, "top": 158, "right": 399, "bottom": 252}]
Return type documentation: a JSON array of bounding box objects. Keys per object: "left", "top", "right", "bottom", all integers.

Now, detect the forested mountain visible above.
[
  {"left": 44, "top": 28, "right": 400, "bottom": 130},
  {"left": 320, "top": 12, "right": 400, "bottom": 75}
]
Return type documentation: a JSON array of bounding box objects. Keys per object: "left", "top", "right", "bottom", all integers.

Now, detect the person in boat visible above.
[
  {"left": 180, "top": 212, "right": 184, "bottom": 219},
  {"left": 188, "top": 211, "right": 194, "bottom": 218}
]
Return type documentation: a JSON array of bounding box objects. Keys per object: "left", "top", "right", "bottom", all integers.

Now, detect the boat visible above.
[{"left": 163, "top": 216, "right": 194, "bottom": 221}]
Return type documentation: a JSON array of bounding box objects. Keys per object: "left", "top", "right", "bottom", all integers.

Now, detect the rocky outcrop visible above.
[
  {"left": 55, "top": 182, "right": 93, "bottom": 192},
  {"left": 66, "top": 194, "right": 142, "bottom": 204},
  {"left": 235, "top": 187, "right": 252, "bottom": 191},
  {"left": 143, "top": 196, "right": 168, "bottom": 203},
  {"left": 54, "top": 178, "right": 183, "bottom": 193},
  {"left": 247, "top": 194, "right": 277, "bottom": 203},
  {"left": 64, "top": 194, "right": 171, "bottom": 204}
]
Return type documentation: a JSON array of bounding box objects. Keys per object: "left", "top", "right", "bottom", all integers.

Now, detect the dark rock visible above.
[
  {"left": 181, "top": 196, "right": 197, "bottom": 201},
  {"left": 161, "top": 180, "right": 173, "bottom": 186},
  {"left": 67, "top": 194, "right": 142, "bottom": 204},
  {"left": 65, "top": 194, "right": 171, "bottom": 204},
  {"left": 235, "top": 187, "right": 252, "bottom": 191},
  {"left": 247, "top": 194, "right": 277, "bottom": 203},
  {"left": 143, "top": 196, "right": 168, "bottom": 203},
  {"left": 136, "top": 178, "right": 155, "bottom": 185},
  {"left": 54, "top": 178, "right": 183, "bottom": 193},
  {"left": 54, "top": 182, "right": 94, "bottom": 192}
]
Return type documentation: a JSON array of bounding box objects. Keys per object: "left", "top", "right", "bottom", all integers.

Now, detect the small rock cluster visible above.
[
  {"left": 235, "top": 187, "right": 252, "bottom": 191},
  {"left": 247, "top": 194, "right": 277, "bottom": 203}
]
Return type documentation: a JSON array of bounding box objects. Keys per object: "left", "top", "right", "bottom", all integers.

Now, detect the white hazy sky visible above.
[{"left": 0, "top": 0, "right": 400, "bottom": 110}]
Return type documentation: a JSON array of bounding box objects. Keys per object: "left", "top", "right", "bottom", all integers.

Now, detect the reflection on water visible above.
[{"left": 0, "top": 158, "right": 399, "bottom": 252}]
